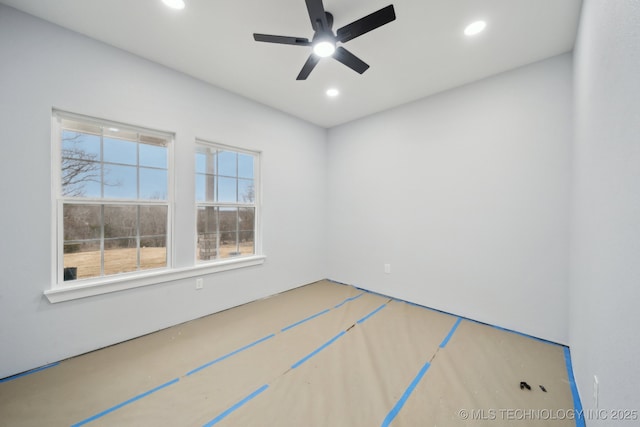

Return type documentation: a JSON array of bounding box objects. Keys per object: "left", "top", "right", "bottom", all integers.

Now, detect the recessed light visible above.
[
  {"left": 326, "top": 88, "right": 339, "bottom": 97},
  {"left": 464, "top": 20, "right": 486, "bottom": 36},
  {"left": 107, "top": 127, "right": 119, "bottom": 132},
  {"left": 162, "top": 0, "right": 185, "bottom": 10}
]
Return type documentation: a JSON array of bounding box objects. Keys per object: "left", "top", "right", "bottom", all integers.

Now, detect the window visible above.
[
  {"left": 53, "top": 111, "right": 173, "bottom": 284},
  {"left": 195, "top": 141, "right": 259, "bottom": 262}
]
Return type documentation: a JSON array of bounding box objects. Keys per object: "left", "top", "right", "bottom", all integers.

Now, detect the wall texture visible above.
[
  {"left": 327, "top": 54, "right": 573, "bottom": 344},
  {"left": 0, "top": 5, "right": 327, "bottom": 379},
  {"left": 571, "top": 0, "right": 640, "bottom": 421}
]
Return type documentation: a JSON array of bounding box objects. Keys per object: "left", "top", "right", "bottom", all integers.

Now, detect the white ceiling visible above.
[{"left": 0, "top": 0, "right": 582, "bottom": 128}]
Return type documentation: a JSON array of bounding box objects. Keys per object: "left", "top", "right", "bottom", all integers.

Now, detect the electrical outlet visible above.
[
  {"left": 195, "top": 278, "right": 204, "bottom": 290},
  {"left": 384, "top": 264, "right": 391, "bottom": 274},
  {"left": 593, "top": 375, "right": 599, "bottom": 409}
]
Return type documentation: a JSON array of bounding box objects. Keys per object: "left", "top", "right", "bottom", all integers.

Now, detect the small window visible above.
[
  {"left": 195, "top": 141, "right": 259, "bottom": 262},
  {"left": 54, "top": 111, "right": 173, "bottom": 283}
]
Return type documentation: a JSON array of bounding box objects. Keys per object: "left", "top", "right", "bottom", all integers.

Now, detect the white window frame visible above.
[
  {"left": 195, "top": 139, "right": 262, "bottom": 263},
  {"left": 50, "top": 110, "right": 175, "bottom": 283},
  {"left": 46, "top": 112, "right": 265, "bottom": 303}
]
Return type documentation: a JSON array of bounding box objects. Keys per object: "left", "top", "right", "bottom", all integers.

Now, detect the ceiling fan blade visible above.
[
  {"left": 297, "top": 54, "right": 321, "bottom": 80},
  {"left": 305, "top": 0, "right": 329, "bottom": 32},
  {"left": 253, "top": 34, "right": 311, "bottom": 46},
  {"left": 336, "top": 4, "right": 396, "bottom": 43},
  {"left": 333, "top": 47, "right": 369, "bottom": 74}
]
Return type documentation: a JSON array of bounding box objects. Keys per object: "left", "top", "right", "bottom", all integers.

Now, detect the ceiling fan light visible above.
[
  {"left": 313, "top": 41, "right": 336, "bottom": 58},
  {"left": 162, "top": 0, "right": 185, "bottom": 10}
]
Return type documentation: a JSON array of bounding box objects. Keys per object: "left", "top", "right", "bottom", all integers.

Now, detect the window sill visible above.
[{"left": 44, "top": 255, "right": 266, "bottom": 303}]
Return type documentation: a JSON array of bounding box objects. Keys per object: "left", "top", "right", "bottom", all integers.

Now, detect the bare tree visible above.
[{"left": 61, "top": 132, "right": 99, "bottom": 197}]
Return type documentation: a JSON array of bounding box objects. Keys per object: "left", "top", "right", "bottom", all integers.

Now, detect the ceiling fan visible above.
[{"left": 253, "top": 0, "right": 396, "bottom": 80}]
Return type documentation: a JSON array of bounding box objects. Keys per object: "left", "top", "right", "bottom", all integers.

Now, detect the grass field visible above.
[{"left": 64, "top": 243, "right": 254, "bottom": 280}]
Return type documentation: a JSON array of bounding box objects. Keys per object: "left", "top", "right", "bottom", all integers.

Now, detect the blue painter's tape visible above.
[
  {"left": 186, "top": 333, "right": 276, "bottom": 376},
  {"left": 71, "top": 377, "right": 179, "bottom": 427},
  {"left": 563, "top": 347, "right": 585, "bottom": 427},
  {"left": 334, "top": 292, "right": 365, "bottom": 308},
  {"left": 0, "top": 362, "right": 60, "bottom": 384},
  {"left": 381, "top": 361, "right": 431, "bottom": 427},
  {"left": 348, "top": 282, "right": 563, "bottom": 347},
  {"left": 489, "top": 324, "right": 560, "bottom": 347},
  {"left": 281, "top": 309, "right": 331, "bottom": 332},
  {"left": 439, "top": 317, "right": 462, "bottom": 348},
  {"left": 203, "top": 384, "right": 269, "bottom": 427},
  {"left": 356, "top": 304, "right": 387, "bottom": 324},
  {"left": 291, "top": 331, "right": 346, "bottom": 369}
]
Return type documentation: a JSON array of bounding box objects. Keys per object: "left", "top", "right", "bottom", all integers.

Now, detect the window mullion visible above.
[
  {"left": 216, "top": 206, "right": 220, "bottom": 259},
  {"left": 100, "top": 130, "right": 105, "bottom": 199},
  {"left": 136, "top": 205, "right": 141, "bottom": 271},
  {"left": 100, "top": 204, "right": 105, "bottom": 277}
]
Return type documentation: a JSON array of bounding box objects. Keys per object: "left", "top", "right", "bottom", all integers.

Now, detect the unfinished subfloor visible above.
[{"left": 0, "top": 280, "right": 580, "bottom": 426}]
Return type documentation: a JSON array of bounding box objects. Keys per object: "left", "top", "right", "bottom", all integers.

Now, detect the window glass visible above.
[
  {"left": 140, "top": 143, "right": 167, "bottom": 169},
  {"left": 218, "top": 151, "right": 237, "bottom": 177},
  {"left": 103, "top": 138, "right": 137, "bottom": 165},
  {"left": 56, "top": 111, "right": 172, "bottom": 283},
  {"left": 195, "top": 142, "right": 258, "bottom": 262},
  {"left": 140, "top": 168, "right": 168, "bottom": 200},
  {"left": 238, "top": 154, "right": 253, "bottom": 179},
  {"left": 103, "top": 164, "right": 137, "bottom": 199}
]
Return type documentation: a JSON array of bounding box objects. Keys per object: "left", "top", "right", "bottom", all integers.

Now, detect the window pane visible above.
[
  {"left": 196, "top": 148, "right": 216, "bottom": 174},
  {"left": 140, "top": 143, "right": 167, "bottom": 169},
  {"left": 219, "top": 207, "right": 238, "bottom": 258},
  {"left": 62, "top": 131, "right": 101, "bottom": 160},
  {"left": 64, "top": 240, "right": 100, "bottom": 280},
  {"left": 238, "top": 154, "right": 254, "bottom": 179},
  {"left": 104, "top": 238, "right": 137, "bottom": 275},
  {"left": 239, "top": 207, "right": 255, "bottom": 256},
  {"left": 218, "top": 151, "right": 237, "bottom": 177},
  {"left": 104, "top": 205, "right": 137, "bottom": 238},
  {"left": 197, "top": 206, "right": 218, "bottom": 234},
  {"left": 140, "top": 168, "right": 167, "bottom": 200},
  {"left": 104, "top": 164, "right": 137, "bottom": 199},
  {"left": 104, "top": 138, "right": 137, "bottom": 165},
  {"left": 239, "top": 231, "right": 254, "bottom": 256},
  {"left": 64, "top": 204, "right": 101, "bottom": 241},
  {"left": 195, "top": 173, "right": 215, "bottom": 202},
  {"left": 195, "top": 174, "right": 205, "bottom": 202},
  {"left": 140, "top": 144, "right": 167, "bottom": 169},
  {"left": 140, "top": 236, "right": 166, "bottom": 270},
  {"left": 238, "top": 179, "right": 254, "bottom": 203},
  {"left": 195, "top": 151, "right": 207, "bottom": 174},
  {"left": 239, "top": 207, "right": 255, "bottom": 231},
  {"left": 197, "top": 206, "right": 218, "bottom": 260},
  {"left": 61, "top": 160, "right": 101, "bottom": 197},
  {"left": 218, "top": 176, "right": 237, "bottom": 202},
  {"left": 140, "top": 205, "right": 167, "bottom": 236}
]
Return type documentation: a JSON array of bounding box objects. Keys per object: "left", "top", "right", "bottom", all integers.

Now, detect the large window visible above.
[
  {"left": 195, "top": 141, "right": 259, "bottom": 262},
  {"left": 54, "top": 111, "right": 172, "bottom": 283}
]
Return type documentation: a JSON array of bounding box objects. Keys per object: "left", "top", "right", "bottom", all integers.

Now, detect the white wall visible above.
[
  {"left": 571, "top": 0, "right": 640, "bottom": 421},
  {"left": 0, "top": 5, "right": 327, "bottom": 379},
  {"left": 327, "top": 54, "right": 573, "bottom": 344}
]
